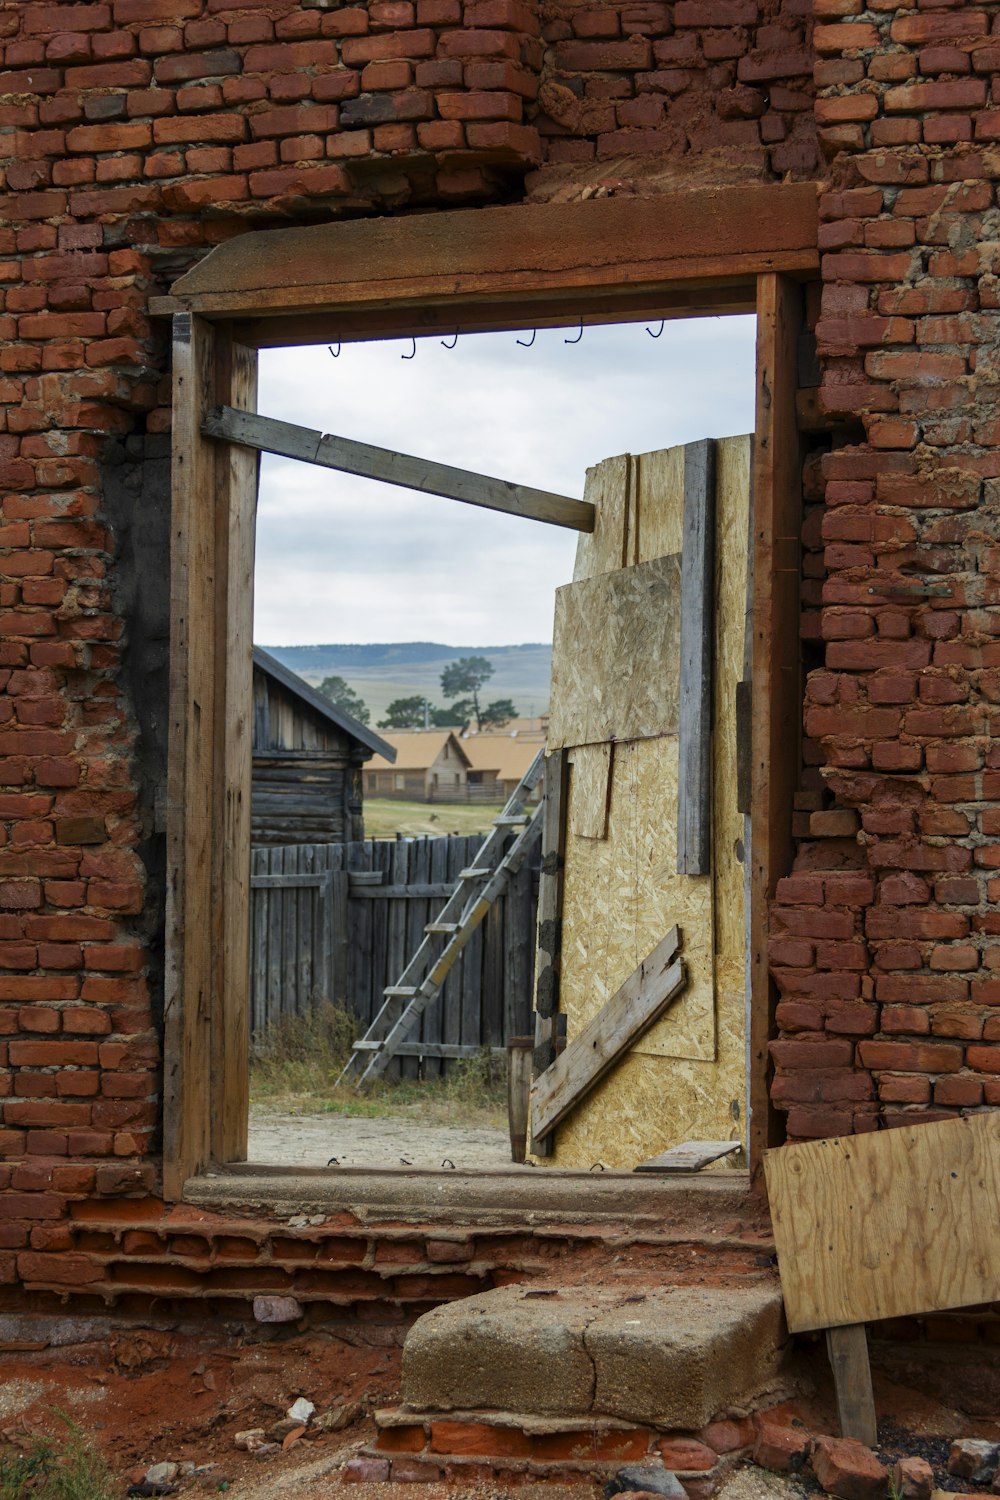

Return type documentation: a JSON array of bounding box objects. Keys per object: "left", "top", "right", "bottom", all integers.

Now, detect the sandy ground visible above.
[{"left": 248, "top": 1110, "right": 518, "bottom": 1170}]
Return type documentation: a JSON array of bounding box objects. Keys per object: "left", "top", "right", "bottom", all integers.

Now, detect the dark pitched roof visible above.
[{"left": 252, "top": 646, "right": 396, "bottom": 763}]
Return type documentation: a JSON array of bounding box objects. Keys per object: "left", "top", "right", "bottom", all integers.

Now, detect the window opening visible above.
[{"left": 245, "top": 317, "right": 758, "bottom": 1178}]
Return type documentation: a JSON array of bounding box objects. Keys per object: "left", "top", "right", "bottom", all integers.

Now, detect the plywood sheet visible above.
[
  {"left": 569, "top": 743, "right": 613, "bottom": 840},
  {"left": 545, "top": 435, "right": 752, "bottom": 1171},
  {"left": 574, "top": 454, "right": 629, "bottom": 581},
  {"left": 765, "top": 1112, "right": 1000, "bottom": 1334},
  {"left": 549, "top": 555, "right": 681, "bottom": 750}
]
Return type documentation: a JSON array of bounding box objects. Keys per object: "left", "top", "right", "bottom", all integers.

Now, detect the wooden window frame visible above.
[{"left": 160, "top": 185, "right": 817, "bottom": 1198}]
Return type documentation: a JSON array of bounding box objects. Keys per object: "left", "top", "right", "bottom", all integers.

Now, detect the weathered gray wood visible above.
[
  {"left": 826, "top": 1325, "right": 877, "bottom": 1448},
  {"left": 507, "top": 1039, "right": 534, "bottom": 1163},
  {"left": 677, "top": 438, "right": 716, "bottom": 876},
  {"left": 532, "top": 750, "right": 568, "bottom": 1157},
  {"left": 634, "top": 1140, "right": 741, "bottom": 1174},
  {"left": 531, "top": 929, "right": 685, "bottom": 1141},
  {"left": 203, "top": 406, "right": 595, "bottom": 533},
  {"left": 348, "top": 882, "right": 457, "bottom": 899}
]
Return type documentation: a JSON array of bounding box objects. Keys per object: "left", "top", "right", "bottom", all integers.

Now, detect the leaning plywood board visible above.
[
  {"left": 764, "top": 1112, "right": 1000, "bottom": 1334},
  {"left": 546, "top": 436, "right": 751, "bottom": 1170},
  {"left": 548, "top": 554, "right": 681, "bottom": 750},
  {"left": 532, "top": 930, "right": 685, "bottom": 1139}
]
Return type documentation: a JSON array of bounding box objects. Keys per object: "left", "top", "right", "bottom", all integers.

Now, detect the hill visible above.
[{"left": 259, "top": 642, "right": 552, "bottom": 722}]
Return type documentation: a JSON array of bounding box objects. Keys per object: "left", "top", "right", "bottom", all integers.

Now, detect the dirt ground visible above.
[
  {"left": 2, "top": 1316, "right": 1000, "bottom": 1500},
  {"left": 247, "top": 1111, "right": 517, "bottom": 1170}
]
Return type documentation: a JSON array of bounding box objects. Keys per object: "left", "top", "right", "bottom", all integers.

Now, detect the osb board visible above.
[
  {"left": 549, "top": 555, "right": 682, "bottom": 750},
  {"left": 547, "top": 435, "right": 751, "bottom": 1170},
  {"left": 573, "top": 455, "right": 630, "bottom": 581},
  {"left": 569, "top": 743, "right": 613, "bottom": 840},
  {"left": 765, "top": 1112, "right": 1000, "bottom": 1334}
]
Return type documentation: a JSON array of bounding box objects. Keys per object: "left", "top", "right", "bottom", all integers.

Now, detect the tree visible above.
[
  {"left": 379, "top": 695, "right": 432, "bottom": 729},
  {"left": 440, "top": 655, "right": 494, "bottom": 732},
  {"left": 440, "top": 698, "right": 475, "bottom": 730},
  {"left": 317, "top": 674, "right": 370, "bottom": 725},
  {"left": 479, "top": 697, "right": 517, "bottom": 730}
]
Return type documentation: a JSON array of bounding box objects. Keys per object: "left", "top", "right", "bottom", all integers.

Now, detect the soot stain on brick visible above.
[{"left": 101, "top": 433, "right": 171, "bottom": 1031}]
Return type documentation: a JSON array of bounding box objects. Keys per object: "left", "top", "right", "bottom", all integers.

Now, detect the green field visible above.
[
  {"left": 363, "top": 798, "right": 504, "bottom": 838},
  {"left": 261, "top": 641, "right": 552, "bottom": 723}
]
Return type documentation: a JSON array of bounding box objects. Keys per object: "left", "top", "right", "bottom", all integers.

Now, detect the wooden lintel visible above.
[
  {"left": 531, "top": 928, "right": 685, "bottom": 1142},
  {"left": 156, "top": 185, "right": 818, "bottom": 327},
  {"left": 203, "top": 405, "right": 595, "bottom": 533}
]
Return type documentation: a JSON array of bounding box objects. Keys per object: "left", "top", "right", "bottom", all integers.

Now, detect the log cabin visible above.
[{"left": 252, "top": 647, "right": 395, "bottom": 844}]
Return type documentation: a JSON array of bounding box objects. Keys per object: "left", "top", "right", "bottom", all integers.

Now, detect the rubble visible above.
[{"left": 810, "top": 1436, "right": 888, "bottom": 1500}]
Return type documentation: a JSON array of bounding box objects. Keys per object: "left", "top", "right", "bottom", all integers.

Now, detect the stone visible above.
[
  {"left": 752, "top": 1410, "right": 811, "bottom": 1473},
  {"left": 606, "top": 1461, "right": 687, "bottom": 1499},
  {"left": 287, "top": 1397, "right": 315, "bottom": 1424},
  {"left": 145, "top": 1464, "right": 179, "bottom": 1486},
  {"left": 267, "top": 1417, "right": 305, "bottom": 1442},
  {"left": 950, "top": 1440, "right": 1000, "bottom": 1484},
  {"left": 811, "top": 1435, "right": 887, "bottom": 1500},
  {"left": 701, "top": 1418, "right": 754, "bottom": 1455},
  {"left": 252, "top": 1295, "right": 302, "bottom": 1324},
  {"left": 403, "top": 1283, "right": 786, "bottom": 1429},
  {"left": 233, "top": 1430, "right": 265, "bottom": 1452},
  {"left": 892, "top": 1456, "right": 933, "bottom": 1500},
  {"left": 657, "top": 1439, "right": 717, "bottom": 1472},
  {"left": 315, "top": 1401, "right": 364, "bottom": 1432}
]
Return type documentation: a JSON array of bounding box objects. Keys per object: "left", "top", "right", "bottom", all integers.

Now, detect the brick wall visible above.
[
  {"left": 767, "top": 0, "right": 1000, "bottom": 1142},
  {"left": 0, "top": 0, "right": 998, "bottom": 1305}
]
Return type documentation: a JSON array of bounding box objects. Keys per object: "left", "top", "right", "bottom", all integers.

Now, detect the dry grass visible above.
[
  {"left": 250, "top": 1002, "right": 507, "bottom": 1129},
  {"left": 362, "top": 798, "right": 504, "bottom": 838}
]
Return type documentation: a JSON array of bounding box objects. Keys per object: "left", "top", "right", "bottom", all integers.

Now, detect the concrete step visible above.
[{"left": 403, "top": 1281, "right": 787, "bottom": 1431}]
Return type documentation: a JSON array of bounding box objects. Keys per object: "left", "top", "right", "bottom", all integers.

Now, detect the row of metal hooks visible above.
[{"left": 327, "top": 317, "right": 667, "bottom": 360}]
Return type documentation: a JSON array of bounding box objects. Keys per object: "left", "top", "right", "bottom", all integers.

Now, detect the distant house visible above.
[
  {"left": 252, "top": 647, "right": 395, "bottom": 844},
  {"left": 365, "top": 730, "right": 472, "bottom": 801},
  {"left": 461, "top": 733, "right": 544, "bottom": 802}
]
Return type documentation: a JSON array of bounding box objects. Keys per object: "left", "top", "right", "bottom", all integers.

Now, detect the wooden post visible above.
[
  {"left": 826, "top": 1325, "right": 877, "bottom": 1448},
  {"left": 677, "top": 438, "right": 716, "bottom": 875},
  {"left": 507, "top": 1036, "right": 533, "bottom": 1163},
  {"left": 163, "top": 313, "right": 258, "bottom": 1198},
  {"left": 749, "top": 273, "right": 803, "bottom": 1176}
]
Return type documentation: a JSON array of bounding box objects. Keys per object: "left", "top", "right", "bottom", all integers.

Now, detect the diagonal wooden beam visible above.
[
  {"left": 202, "top": 405, "right": 595, "bottom": 533},
  {"left": 530, "top": 927, "right": 686, "bottom": 1142}
]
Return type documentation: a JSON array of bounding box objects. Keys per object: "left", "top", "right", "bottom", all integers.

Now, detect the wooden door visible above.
[{"left": 538, "top": 436, "right": 752, "bottom": 1169}]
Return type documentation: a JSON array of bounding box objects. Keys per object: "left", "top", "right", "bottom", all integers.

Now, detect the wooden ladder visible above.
[{"left": 337, "top": 746, "right": 547, "bottom": 1089}]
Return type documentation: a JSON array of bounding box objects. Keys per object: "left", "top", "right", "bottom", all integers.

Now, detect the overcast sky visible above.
[{"left": 254, "top": 314, "right": 757, "bottom": 647}]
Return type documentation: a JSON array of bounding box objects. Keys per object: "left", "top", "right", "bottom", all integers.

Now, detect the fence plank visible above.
[{"left": 250, "top": 834, "right": 538, "bottom": 1067}]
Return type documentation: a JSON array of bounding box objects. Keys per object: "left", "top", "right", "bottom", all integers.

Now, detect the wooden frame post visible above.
[
  {"left": 749, "top": 273, "right": 803, "bottom": 1175},
  {"left": 164, "top": 313, "right": 258, "bottom": 1198}
]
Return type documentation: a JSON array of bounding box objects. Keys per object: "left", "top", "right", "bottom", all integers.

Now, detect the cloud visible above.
[{"left": 254, "top": 315, "right": 756, "bottom": 646}]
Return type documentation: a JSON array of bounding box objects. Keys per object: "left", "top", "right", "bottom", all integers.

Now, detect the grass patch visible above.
[
  {"left": 363, "top": 799, "right": 504, "bottom": 839},
  {"left": 250, "top": 1003, "right": 507, "bottom": 1129},
  {"left": 0, "top": 1414, "right": 114, "bottom": 1500}
]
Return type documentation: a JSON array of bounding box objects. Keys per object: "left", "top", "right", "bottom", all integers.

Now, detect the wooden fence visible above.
[{"left": 249, "top": 835, "right": 538, "bottom": 1073}]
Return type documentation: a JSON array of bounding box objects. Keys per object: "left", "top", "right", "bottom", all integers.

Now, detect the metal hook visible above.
[
  {"left": 328, "top": 343, "right": 341, "bottom": 358},
  {"left": 402, "top": 338, "right": 416, "bottom": 360},
  {"left": 441, "top": 331, "right": 458, "bottom": 349},
  {"left": 516, "top": 328, "right": 536, "bottom": 348},
  {"left": 564, "top": 318, "right": 583, "bottom": 345},
  {"left": 646, "top": 321, "right": 665, "bottom": 339}
]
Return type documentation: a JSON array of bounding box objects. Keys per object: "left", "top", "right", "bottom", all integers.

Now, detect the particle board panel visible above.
[
  {"left": 573, "top": 454, "right": 629, "bottom": 582},
  {"left": 543, "top": 435, "right": 751, "bottom": 1171},
  {"left": 569, "top": 743, "right": 613, "bottom": 840},
  {"left": 764, "top": 1112, "right": 1000, "bottom": 1334},
  {"left": 549, "top": 555, "right": 682, "bottom": 750}
]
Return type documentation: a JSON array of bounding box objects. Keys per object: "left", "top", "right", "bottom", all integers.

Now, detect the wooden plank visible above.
[
  {"left": 507, "top": 1039, "right": 533, "bottom": 1163},
  {"left": 826, "top": 1326, "right": 877, "bottom": 1448},
  {"left": 532, "top": 749, "right": 568, "bottom": 1155},
  {"left": 750, "top": 273, "right": 804, "bottom": 1174},
  {"left": 348, "top": 882, "right": 458, "bottom": 900},
  {"left": 161, "top": 185, "right": 819, "bottom": 322},
  {"left": 634, "top": 1140, "right": 741, "bottom": 1173},
  {"left": 764, "top": 1112, "right": 1000, "bottom": 1333},
  {"left": 531, "top": 928, "right": 685, "bottom": 1141},
  {"left": 677, "top": 438, "right": 716, "bottom": 876},
  {"left": 331, "top": 862, "right": 349, "bottom": 1008},
  {"left": 203, "top": 406, "right": 594, "bottom": 534},
  {"left": 162, "top": 311, "right": 218, "bottom": 1198},
  {"left": 549, "top": 555, "right": 682, "bottom": 749},
  {"left": 251, "top": 872, "right": 330, "bottom": 889}
]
